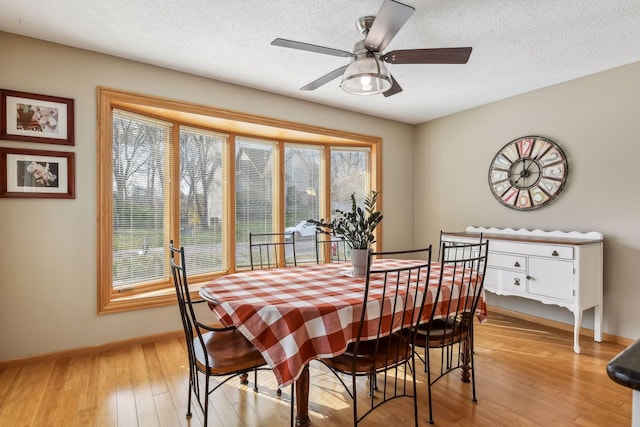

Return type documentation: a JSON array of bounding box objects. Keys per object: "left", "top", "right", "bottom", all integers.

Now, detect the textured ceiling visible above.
[{"left": 1, "top": 0, "right": 639, "bottom": 125}]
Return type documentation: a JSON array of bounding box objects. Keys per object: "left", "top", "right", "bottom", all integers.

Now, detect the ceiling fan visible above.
[{"left": 271, "top": 0, "right": 472, "bottom": 97}]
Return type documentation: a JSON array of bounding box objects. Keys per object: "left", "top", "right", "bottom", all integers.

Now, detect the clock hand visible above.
[
  {"left": 512, "top": 160, "right": 529, "bottom": 186},
  {"left": 525, "top": 159, "right": 533, "bottom": 172}
]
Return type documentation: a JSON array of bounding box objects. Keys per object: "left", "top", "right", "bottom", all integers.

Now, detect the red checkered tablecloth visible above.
[{"left": 199, "top": 260, "right": 486, "bottom": 387}]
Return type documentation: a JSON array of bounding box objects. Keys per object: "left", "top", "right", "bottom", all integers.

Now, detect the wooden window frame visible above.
[{"left": 97, "top": 87, "right": 382, "bottom": 314}]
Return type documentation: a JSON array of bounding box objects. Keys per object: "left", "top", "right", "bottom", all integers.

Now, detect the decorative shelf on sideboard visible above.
[{"left": 441, "top": 226, "right": 603, "bottom": 354}]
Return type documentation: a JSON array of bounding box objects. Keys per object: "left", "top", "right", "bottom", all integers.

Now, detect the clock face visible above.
[{"left": 488, "top": 136, "right": 568, "bottom": 210}]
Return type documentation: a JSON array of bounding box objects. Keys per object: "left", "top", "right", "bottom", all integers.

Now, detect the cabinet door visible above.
[{"left": 527, "top": 258, "right": 574, "bottom": 301}]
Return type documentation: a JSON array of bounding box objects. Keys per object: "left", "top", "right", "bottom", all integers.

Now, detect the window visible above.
[
  {"left": 111, "top": 110, "right": 171, "bottom": 289},
  {"left": 235, "top": 138, "right": 275, "bottom": 268},
  {"left": 179, "top": 127, "right": 227, "bottom": 275},
  {"left": 330, "top": 148, "right": 369, "bottom": 213},
  {"left": 97, "top": 88, "right": 381, "bottom": 313},
  {"left": 284, "top": 144, "right": 322, "bottom": 263}
]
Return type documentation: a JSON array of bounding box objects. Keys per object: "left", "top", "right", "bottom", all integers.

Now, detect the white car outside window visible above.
[{"left": 285, "top": 221, "right": 317, "bottom": 240}]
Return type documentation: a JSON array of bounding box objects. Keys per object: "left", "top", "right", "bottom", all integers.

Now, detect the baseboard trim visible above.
[
  {"left": 0, "top": 330, "right": 184, "bottom": 370},
  {"left": 490, "top": 306, "right": 633, "bottom": 347}
]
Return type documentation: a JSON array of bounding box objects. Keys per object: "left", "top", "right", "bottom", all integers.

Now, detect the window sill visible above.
[{"left": 98, "top": 283, "right": 205, "bottom": 315}]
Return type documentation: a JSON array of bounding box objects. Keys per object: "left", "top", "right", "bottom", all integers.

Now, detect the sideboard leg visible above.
[
  {"left": 633, "top": 390, "right": 640, "bottom": 427},
  {"left": 573, "top": 310, "right": 583, "bottom": 354},
  {"left": 594, "top": 303, "right": 603, "bottom": 342}
]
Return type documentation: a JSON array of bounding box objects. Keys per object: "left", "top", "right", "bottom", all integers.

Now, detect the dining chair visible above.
[
  {"left": 318, "top": 246, "right": 433, "bottom": 427},
  {"left": 413, "top": 240, "right": 488, "bottom": 424},
  {"left": 169, "top": 241, "right": 269, "bottom": 426},
  {"left": 438, "top": 230, "right": 484, "bottom": 261},
  {"left": 249, "top": 232, "right": 297, "bottom": 269},
  {"left": 314, "top": 231, "right": 349, "bottom": 264}
]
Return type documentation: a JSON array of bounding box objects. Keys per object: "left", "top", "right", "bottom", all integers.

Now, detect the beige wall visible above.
[
  {"left": 0, "top": 32, "right": 415, "bottom": 361},
  {"left": 414, "top": 61, "right": 640, "bottom": 339}
]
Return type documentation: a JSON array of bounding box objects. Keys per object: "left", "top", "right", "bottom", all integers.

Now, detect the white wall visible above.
[
  {"left": 0, "top": 32, "right": 415, "bottom": 361},
  {"left": 414, "top": 61, "right": 640, "bottom": 339}
]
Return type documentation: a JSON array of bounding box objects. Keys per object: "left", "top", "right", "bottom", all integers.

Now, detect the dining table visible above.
[{"left": 199, "top": 260, "right": 486, "bottom": 427}]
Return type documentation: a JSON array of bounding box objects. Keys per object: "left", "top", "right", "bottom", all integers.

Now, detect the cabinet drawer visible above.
[
  {"left": 485, "top": 267, "right": 527, "bottom": 294},
  {"left": 488, "top": 253, "right": 526, "bottom": 271},
  {"left": 489, "top": 241, "right": 573, "bottom": 260}
]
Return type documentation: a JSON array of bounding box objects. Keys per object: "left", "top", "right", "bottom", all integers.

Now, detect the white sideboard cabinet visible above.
[{"left": 441, "top": 227, "right": 603, "bottom": 353}]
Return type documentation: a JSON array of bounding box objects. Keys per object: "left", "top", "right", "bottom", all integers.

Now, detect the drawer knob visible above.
[
  {"left": 527, "top": 275, "right": 532, "bottom": 280},
  {"left": 514, "top": 278, "right": 521, "bottom": 286},
  {"left": 514, "top": 261, "right": 520, "bottom": 267},
  {"left": 552, "top": 250, "right": 559, "bottom": 256}
]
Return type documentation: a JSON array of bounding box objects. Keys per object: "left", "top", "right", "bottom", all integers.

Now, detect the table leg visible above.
[
  {"left": 460, "top": 315, "right": 473, "bottom": 383},
  {"left": 461, "top": 336, "right": 471, "bottom": 383},
  {"left": 295, "top": 364, "right": 310, "bottom": 427},
  {"left": 239, "top": 372, "right": 248, "bottom": 384}
]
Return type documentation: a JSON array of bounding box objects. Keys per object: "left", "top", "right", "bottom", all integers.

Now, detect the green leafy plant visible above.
[{"left": 309, "top": 191, "right": 383, "bottom": 250}]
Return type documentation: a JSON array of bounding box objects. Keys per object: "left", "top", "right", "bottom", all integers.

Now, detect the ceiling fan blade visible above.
[
  {"left": 382, "top": 47, "right": 473, "bottom": 64},
  {"left": 300, "top": 65, "right": 349, "bottom": 90},
  {"left": 364, "top": 0, "right": 415, "bottom": 52},
  {"left": 271, "top": 38, "right": 354, "bottom": 58},
  {"left": 383, "top": 75, "right": 403, "bottom": 97}
]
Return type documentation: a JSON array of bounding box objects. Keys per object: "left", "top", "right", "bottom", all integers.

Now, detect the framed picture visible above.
[
  {"left": 0, "top": 147, "right": 75, "bottom": 199},
  {"left": 0, "top": 89, "right": 74, "bottom": 146}
]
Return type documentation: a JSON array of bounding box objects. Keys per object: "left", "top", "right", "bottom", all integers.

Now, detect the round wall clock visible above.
[{"left": 488, "top": 136, "right": 568, "bottom": 210}]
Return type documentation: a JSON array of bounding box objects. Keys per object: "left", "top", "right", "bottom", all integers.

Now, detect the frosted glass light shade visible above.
[{"left": 341, "top": 54, "right": 392, "bottom": 95}]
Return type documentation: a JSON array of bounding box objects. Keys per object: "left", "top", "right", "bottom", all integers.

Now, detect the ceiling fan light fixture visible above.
[{"left": 340, "top": 53, "right": 392, "bottom": 95}]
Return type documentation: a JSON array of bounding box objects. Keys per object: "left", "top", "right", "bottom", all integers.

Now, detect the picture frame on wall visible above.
[
  {"left": 0, "top": 89, "right": 74, "bottom": 146},
  {"left": 0, "top": 147, "right": 75, "bottom": 199}
]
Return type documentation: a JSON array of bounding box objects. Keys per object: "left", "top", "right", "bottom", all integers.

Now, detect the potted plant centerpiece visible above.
[{"left": 309, "top": 191, "right": 383, "bottom": 275}]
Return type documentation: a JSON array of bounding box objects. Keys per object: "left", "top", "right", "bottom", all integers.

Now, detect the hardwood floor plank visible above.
[
  {"left": 54, "top": 355, "right": 93, "bottom": 427},
  {"left": 154, "top": 390, "right": 184, "bottom": 427},
  {"left": 114, "top": 347, "right": 138, "bottom": 426},
  {"left": 95, "top": 349, "right": 117, "bottom": 427},
  {"left": 0, "top": 361, "right": 54, "bottom": 427},
  {"left": 142, "top": 341, "right": 170, "bottom": 396},
  {"left": 0, "top": 366, "right": 20, "bottom": 402},
  {"left": 131, "top": 344, "right": 161, "bottom": 426},
  {"left": 76, "top": 354, "right": 99, "bottom": 413},
  {"left": 31, "top": 359, "right": 67, "bottom": 426},
  {"left": 154, "top": 337, "right": 205, "bottom": 427}
]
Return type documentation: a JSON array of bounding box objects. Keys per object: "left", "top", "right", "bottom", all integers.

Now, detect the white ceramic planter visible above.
[{"left": 350, "top": 248, "right": 369, "bottom": 276}]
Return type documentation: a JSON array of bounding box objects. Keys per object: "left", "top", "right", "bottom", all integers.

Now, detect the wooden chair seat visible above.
[
  {"left": 194, "top": 329, "right": 266, "bottom": 374},
  {"left": 320, "top": 334, "right": 411, "bottom": 374},
  {"left": 414, "top": 317, "right": 470, "bottom": 348}
]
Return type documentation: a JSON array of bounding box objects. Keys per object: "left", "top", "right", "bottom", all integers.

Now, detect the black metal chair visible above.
[
  {"left": 249, "top": 232, "right": 297, "bottom": 269},
  {"left": 169, "top": 241, "right": 268, "bottom": 426},
  {"left": 318, "top": 246, "right": 433, "bottom": 427},
  {"left": 315, "top": 231, "right": 349, "bottom": 264},
  {"left": 413, "top": 240, "right": 488, "bottom": 424},
  {"left": 438, "top": 230, "right": 484, "bottom": 261}
]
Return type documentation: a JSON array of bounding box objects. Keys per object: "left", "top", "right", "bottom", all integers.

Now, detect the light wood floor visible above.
[{"left": 0, "top": 312, "right": 632, "bottom": 426}]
